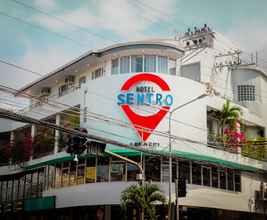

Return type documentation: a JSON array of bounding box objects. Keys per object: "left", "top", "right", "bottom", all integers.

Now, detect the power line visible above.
[
  {"left": 10, "top": 0, "right": 118, "bottom": 44},
  {"left": 0, "top": 56, "right": 209, "bottom": 133},
  {"left": 0, "top": 11, "right": 89, "bottom": 48},
  {"left": 0, "top": 58, "right": 43, "bottom": 77}
]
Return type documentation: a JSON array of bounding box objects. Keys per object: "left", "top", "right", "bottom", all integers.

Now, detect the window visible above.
[
  {"left": 144, "top": 55, "right": 156, "bottom": 72},
  {"left": 237, "top": 85, "right": 255, "bottom": 102},
  {"left": 212, "top": 167, "right": 218, "bottom": 188},
  {"left": 131, "top": 56, "right": 143, "bottom": 72},
  {"left": 61, "top": 162, "right": 70, "bottom": 187},
  {"left": 92, "top": 68, "right": 104, "bottom": 80},
  {"left": 120, "top": 56, "right": 130, "bottom": 73},
  {"left": 145, "top": 157, "right": 160, "bottom": 181},
  {"left": 111, "top": 159, "right": 126, "bottom": 181},
  {"left": 111, "top": 58, "right": 119, "bottom": 75},
  {"left": 77, "top": 159, "right": 86, "bottom": 185},
  {"left": 58, "top": 84, "right": 68, "bottom": 97},
  {"left": 192, "top": 162, "right": 201, "bottom": 185},
  {"left": 158, "top": 56, "right": 168, "bottom": 73},
  {"left": 219, "top": 169, "right": 226, "bottom": 189},
  {"left": 179, "top": 161, "right": 191, "bottom": 184},
  {"left": 234, "top": 171, "right": 241, "bottom": 192},
  {"left": 85, "top": 157, "right": 96, "bottom": 183},
  {"left": 202, "top": 166, "right": 211, "bottom": 186},
  {"left": 79, "top": 76, "right": 86, "bottom": 87},
  {"left": 180, "top": 62, "right": 201, "bottom": 82},
  {"left": 127, "top": 157, "right": 140, "bottom": 181},
  {"left": 169, "top": 59, "right": 176, "bottom": 75},
  {"left": 227, "top": 169, "right": 234, "bottom": 191},
  {"left": 97, "top": 156, "right": 109, "bottom": 182},
  {"left": 161, "top": 158, "right": 169, "bottom": 182}
]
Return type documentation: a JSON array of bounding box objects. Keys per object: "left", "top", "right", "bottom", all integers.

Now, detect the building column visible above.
[
  {"left": 54, "top": 114, "right": 61, "bottom": 154},
  {"left": 30, "top": 124, "right": 36, "bottom": 160},
  {"left": 9, "top": 131, "right": 15, "bottom": 166},
  {"left": 104, "top": 205, "right": 111, "bottom": 220}
]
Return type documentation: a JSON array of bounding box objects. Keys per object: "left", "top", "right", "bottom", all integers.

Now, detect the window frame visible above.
[{"left": 237, "top": 85, "right": 256, "bottom": 102}]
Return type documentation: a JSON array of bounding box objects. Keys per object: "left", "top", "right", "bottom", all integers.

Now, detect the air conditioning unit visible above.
[
  {"left": 65, "top": 75, "right": 75, "bottom": 84},
  {"left": 41, "top": 87, "right": 51, "bottom": 96}
]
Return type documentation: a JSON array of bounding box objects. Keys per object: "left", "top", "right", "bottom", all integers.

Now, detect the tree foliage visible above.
[{"left": 121, "top": 183, "right": 165, "bottom": 220}]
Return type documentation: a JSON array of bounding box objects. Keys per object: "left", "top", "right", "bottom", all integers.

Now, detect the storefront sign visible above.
[{"left": 117, "top": 73, "right": 172, "bottom": 141}]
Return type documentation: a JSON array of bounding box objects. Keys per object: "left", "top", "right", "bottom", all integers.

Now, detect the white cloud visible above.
[
  {"left": 19, "top": 45, "right": 79, "bottom": 75},
  {"left": 226, "top": 21, "right": 267, "bottom": 70},
  {"left": 34, "top": 0, "right": 56, "bottom": 10},
  {"left": 32, "top": 0, "right": 177, "bottom": 40}
]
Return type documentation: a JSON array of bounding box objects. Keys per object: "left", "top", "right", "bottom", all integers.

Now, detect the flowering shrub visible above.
[{"left": 224, "top": 128, "right": 245, "bottom": 148}]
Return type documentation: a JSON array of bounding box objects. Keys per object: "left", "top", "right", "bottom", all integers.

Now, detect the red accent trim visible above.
[
  {"left": 119, "top": 73, "right": 171, "bottom": 142},
  {"left": 121, "top": 73, "right": 170, "bottom": 91},
  {"left": 121, "top": 105, "right": 170, "bottom": 141}
]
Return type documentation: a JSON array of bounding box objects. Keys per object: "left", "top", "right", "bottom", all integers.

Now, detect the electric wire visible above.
[{"left": 10, "top": 0, "right": 118, "bottom": 44}]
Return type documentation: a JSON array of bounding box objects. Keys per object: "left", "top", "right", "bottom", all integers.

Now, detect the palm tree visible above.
[
  {"left": 219, "top": 100, "right": 242, "bottom": 139},
  {"left": 121, "top": 183, "right": 166, "bottom": 220}
]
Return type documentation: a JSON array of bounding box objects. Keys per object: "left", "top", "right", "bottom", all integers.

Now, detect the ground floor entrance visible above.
[{"left": 1, "top": 205, "right": 266, "bottom": 220}]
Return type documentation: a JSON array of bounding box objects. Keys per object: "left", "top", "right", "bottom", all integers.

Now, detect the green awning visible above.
[
  {"left": 24, "top": 196, "right": 55, "bottom": 211},
  {"left": 172, "top": 150, "right": 257, "bottom": 172},
  {"left": 24, "top": 147, "right": 258, "bottom": 172}
]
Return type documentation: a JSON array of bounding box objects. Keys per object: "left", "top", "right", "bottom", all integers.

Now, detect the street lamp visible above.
[{"left": 168, "top": 93, "right": 208, "bottom": 220}]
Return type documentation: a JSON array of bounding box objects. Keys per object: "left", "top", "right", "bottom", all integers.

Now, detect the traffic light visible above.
[
  {"left": 177, "top": 177, "right": 187, "bottom": 197},
  {"left": 66, "top": 128, "right": 88, "bottom": 156}
]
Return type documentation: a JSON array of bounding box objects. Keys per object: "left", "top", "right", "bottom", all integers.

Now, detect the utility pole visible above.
[
  {"left": 168, "top": 84, "right": 216, "bottom": 220},
  {"left": 167, "top": 93, "right": 209, "bottom": 220}
]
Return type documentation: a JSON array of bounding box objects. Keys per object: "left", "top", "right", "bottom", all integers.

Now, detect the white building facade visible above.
[{"left": 0, "top": 28, "right": 267, "bottom": 219}]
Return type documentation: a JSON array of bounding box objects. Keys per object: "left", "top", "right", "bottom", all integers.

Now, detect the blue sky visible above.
[{"left": 0, "top": 0, "right": 267, "bottom": 89}]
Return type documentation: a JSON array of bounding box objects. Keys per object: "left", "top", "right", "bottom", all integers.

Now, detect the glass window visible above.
[
  {"left": 79, "top": 76, "right": 86, "bottom": 87},
  {"left": 92, "top": 68, "right": 104, "bottom": 80},
  {"left": 2, "top": 181, "right": 6, "bottom": 201},
  {"left": 144, "top": 55, "right": 156, "bottom": 72},
  {"left": 181, "top": 62, "right": 201, "bottom": 82},
  {"left": 158, "top": 56, "right": 168, "bottom": 73},
  {"left": 24, "top": 173, "right": 32, "bottom": 199},
  {"left": 16, "top": 176, "right": 23, "bottom": 200},
  {"left": 120, "top": 56, "right": 130, "bottom": 73},
  {"left": 77, "top": 159, "right": 86, "bottom": 185},
  {"left": 111, "top": 159, "right": 126, "bottom": 181},
  {"left": 38, "top": 169, "right": 45, "bottom": 195},
  {"left": 97, "top": 156, "right": 109, "bottom": 182},
  {"left": 172, "top": 160, "right": 178, "bottom": 182},
  {"left": 131, "top": 55, "right": 143, "bottom": 72},
  {"left": 237, "top": 85, "right": 256, "bottom": 102},
  {"left": 69, "top": 161, "right": 77, "bottom": 186},
  {"left": 145, "top": 157, "right": 160, "bottom": 181},
  {"left": 127, "top": 157, "right": 140, "bottom": 181},
  {"left": 61, "top": 162, "right": 70, "bottom": 187},
  {"left": 192, "top": 162, "right": 201, "bottom": 185},
  {"left": 228, "top": 169, "right": 234, "bottom": 191},
  {"left": 219, "top": 169, "right": 226, "bottom": 189},
  {"left": 161, "top": 158, "right": 169, "bottom": 182},
  {"left": 234, "top": 171, "right": 241, "bottom": 192},
  {"left": 169, "top": 59, "right": 176, "bottom": 75},
  {"left": 55, "top": 164, "right": 62, "bottom": 188},
  {"left": 202, "top": 166, "right": 211, "bottom": 187},
  {"left": 47, "top": 165, "right": 56, "bottom": 189},
  {"left": 212, "top": 167, "right": 218, "bottom": 188},
  {"left": 85, "top": 157, "right": 96, "bottom": 183},
  {"left": 179, "top": 161, "right": 191, "bottom": 184},
  {"left": 111, "top": 58, "right": 119, "bottom": 75}
]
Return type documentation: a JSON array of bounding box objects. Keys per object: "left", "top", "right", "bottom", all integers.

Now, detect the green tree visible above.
[
  {"left": 219, "top": 100, "right": 242, "bottom": 136},
  {"left": 121, "top": 183, "right": 165, "bottom": 220}
]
